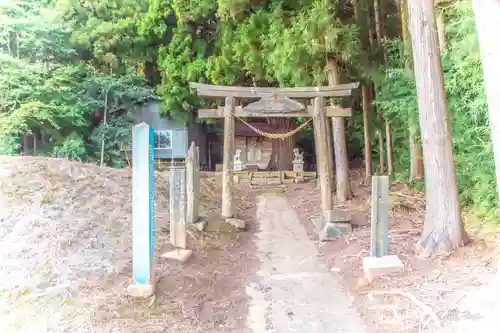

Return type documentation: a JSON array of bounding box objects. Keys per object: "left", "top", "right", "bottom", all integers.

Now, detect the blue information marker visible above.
[{"left": 127, "top": 122, "right": 155, "bottom": 297}]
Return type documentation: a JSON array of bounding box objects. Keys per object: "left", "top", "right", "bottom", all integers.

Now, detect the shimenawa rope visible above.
[{"left": 232, "top": 106, "right": 327, "bottom": 140}]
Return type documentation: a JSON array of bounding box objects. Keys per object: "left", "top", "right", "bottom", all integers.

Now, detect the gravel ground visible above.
[{"left": 0, "top": 156, "right": 256, "bottom": 333}]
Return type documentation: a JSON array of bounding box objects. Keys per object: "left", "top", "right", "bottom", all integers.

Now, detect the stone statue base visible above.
[{"left": 293, "top": 161, "right": 304, "bottom": 173}]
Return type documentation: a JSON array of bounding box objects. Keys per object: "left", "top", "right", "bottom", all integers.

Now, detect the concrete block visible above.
[
  {"left": 313, "top": 216, "right": 326, "bottom": 233},
  {"left": 324, "top": 209, "right": 352, "bottom": 223},
  {"left": 362, "top": 255, "right": 404, "bottom": 282},
  {"left": 318, "top": 221, "right": 352, "bottom": 241},
  {"left": 282, "top": 178, "right": 294, "bottom": 184},
  {"left": 233, "top": 175, "right": 240, "bottom": 184},
  {"left": 294, "top": 177, "right": 305, "bottom": 184},
  {"left": 226, "top": 217, "right": 246, "bottom": 230},
  {"left": 162, "top": 249, "right": 193, "bottom": 263},
  {"left": 127, "top": 283, "right": 154, "bottom": 297}
]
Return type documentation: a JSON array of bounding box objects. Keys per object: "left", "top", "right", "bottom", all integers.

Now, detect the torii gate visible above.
[{"left": 189, "top": 82, "right": 359, "bottom": 227}]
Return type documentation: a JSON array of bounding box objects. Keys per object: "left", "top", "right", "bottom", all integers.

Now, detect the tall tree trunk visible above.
[
  {"left": 401, "top": 0, "right": 425, "bottom": 180},
  {"left": 409, "top": 126, "right": 424, "bottom": 180},
  {"left": 327, "top": 59, "right": 352, "bottom": 201},
  {"left": 33, "top": 128, "right": 38, "bottom": 156},
  {"left": 362, "top": 85, "right": 373, "bottom": 181},
  {"left": 373, "top": 0, "right": 388, "bottom": 61},
  {"left": 144, "top": 59, "right": 160, "bottom": 85},
  {"left": 408, "top": 0, "right": 467, "bottom": 257},
  {"left": 435, "top": 3, "right": 446, "bottom": 52},
  {"left": 382, "top": 7, "right": 393, "bottom": 175},
  {"left": 267, "top": 118, "right": 296, "bottom": 171},
  {"left": 377, "top": 126, "right": 385, "bottom": 173},
  {"left": 373, "top": 0, "right": 391, "bottom": 174},
  {"left": 472, "top": 0, "right": 500, "bottom": 202},
  {"left": 385, "top": 122, "right": 393, "bottom": 175},
  {"left": 353, "top": 0, "right": 359, "bottom": 20}
]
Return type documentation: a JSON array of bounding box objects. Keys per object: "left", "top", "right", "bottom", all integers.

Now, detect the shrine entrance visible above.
[{"left": 189, "top": 82, "right": 359, "bottom": 233}]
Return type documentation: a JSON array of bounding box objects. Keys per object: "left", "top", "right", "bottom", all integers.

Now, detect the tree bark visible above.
[
  {"left": 435, "top": 3, "right": 446, "bottom": 53},
  {"left": 373, "top": 0, "right": 387, "bottom": 61},
  {"left": 327, "top": 58, "right": 352, "bottom": 201},
  {"left": 472, "top": 0, "right": 500, "bottom": 202},
  {"left": 409, "top": 126, "right": 424, "bottom": 180},
  {"left": 385, "top": 122, "right": 393, "bottom": 175},
  {"left": 408, "top": 0, "right": 467, "bottom": 257},
  {"left": 362, "top": 85, "right": 373, "bottom": 181},
  {"left": 267, "top": 118, "right": 296, "bottom": 171},
  {"left": 401, "top": 0, "right": 425, "bottom": 180}
]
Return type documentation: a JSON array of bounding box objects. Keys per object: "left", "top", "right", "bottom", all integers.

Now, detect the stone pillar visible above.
[
  {"left": 127, "top": 122, "right": 155, "bottom": 297},
  {"left": 234, "top": 149, "right": 243, "bottom": 171},
  {"left": 169, "top": 165, "right": 187, "bottom": 249},
  {"left": 222, "top": 96, "right": 235, "bottom": 218},
  {"left": 370, "top": 175, "right": 389, "bottom": 257},
  {"left": 194, "top": 146, "right": 200, "bottom": 221},
  {"left": 186, "top": 142, "right": 199, "bottom": 225}
]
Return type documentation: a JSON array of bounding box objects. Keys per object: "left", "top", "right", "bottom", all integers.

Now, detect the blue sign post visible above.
[{"left": 127, "top": 122, "right": 155, "bottom": 297}]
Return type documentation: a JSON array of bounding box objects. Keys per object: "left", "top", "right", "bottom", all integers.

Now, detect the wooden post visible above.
[
  {"left": 127, "top": 122, "right": 155, "bottom": 297},
  {"left": 370, "top": 175, "right": 389, "bottom": 257},
  {"left": 169, "top": 165, "right": 187, "bottom": 249},
  {"left": 222, "top": 96, "right": 235, "bottom": 218},
  {"left": 313, "top": 97, "right": 333, "bottom": 213}
]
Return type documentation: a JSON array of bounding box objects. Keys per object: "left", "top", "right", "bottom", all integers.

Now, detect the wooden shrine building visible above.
[{"left": 189, "top": 82, "right": 359, "bottom": 230}]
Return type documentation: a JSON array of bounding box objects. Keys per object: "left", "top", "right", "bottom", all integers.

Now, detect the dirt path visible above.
[{"left": 246, "top": 193, "right": 368, "bottom": 333}]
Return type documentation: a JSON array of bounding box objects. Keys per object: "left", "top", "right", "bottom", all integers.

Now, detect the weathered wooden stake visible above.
[
  {"left": 169, "top": 165, "right": 187, "bottom": 249},
  {"left": 222, "top": 96, "right": 235, "bottom": 218},
  {"left": 370, "top": 175, "right": 389, "bottom": 257},
  {"left": 313, "top": 96, "right": 333, "bottom": 213},
  {"left": 186, "top": 142, "right": 200, "bottom": 225},
  {"left": 128, "top": 122, "right": 155, "bottom": 297}
]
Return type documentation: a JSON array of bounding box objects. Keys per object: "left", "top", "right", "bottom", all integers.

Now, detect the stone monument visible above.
[
  {"left": 234, "top": 149, "right": 243, "bottom": 171},
  {"left": 127, "top": 122, "right": 155, "bottom": 297}
]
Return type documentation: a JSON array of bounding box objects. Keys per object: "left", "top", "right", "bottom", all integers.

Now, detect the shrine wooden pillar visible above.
[
  {"left": 313, "top": 97, "right": 333, "bottom": 213},
  {"left": 222, "top": 96, "right": 235, "bottom": 218}
]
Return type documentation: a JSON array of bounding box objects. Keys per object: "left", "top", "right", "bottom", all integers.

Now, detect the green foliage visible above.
[
  {"left": 0, "top": 0, "right": 155, "bottom": 165},
  {"left": 52, "top": 132, "right": 87, "bottom": 160}
]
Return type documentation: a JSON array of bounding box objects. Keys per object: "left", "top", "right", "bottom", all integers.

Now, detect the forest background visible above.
[{"left": 0, "top": 0, "right": 496, "bottom": 224}]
